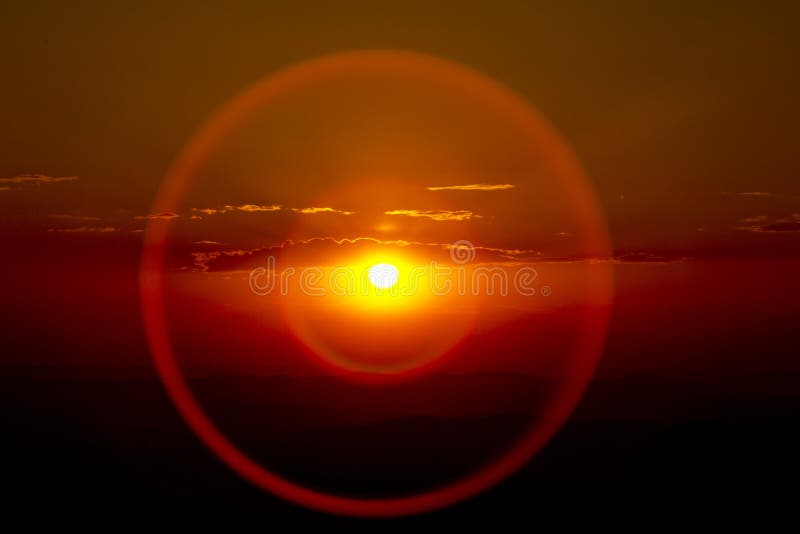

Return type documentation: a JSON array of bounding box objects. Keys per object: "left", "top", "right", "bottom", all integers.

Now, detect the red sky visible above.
[{"left": 1, "top": 3, "right": 798, "bottom": 377}]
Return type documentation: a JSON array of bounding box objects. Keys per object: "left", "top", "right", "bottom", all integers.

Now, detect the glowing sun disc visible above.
[{"left": 368, "top": 263, "right": 399, "bottom": 289}]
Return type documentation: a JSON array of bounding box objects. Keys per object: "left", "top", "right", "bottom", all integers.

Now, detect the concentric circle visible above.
[{"left": 140, "top": 50, "right": 613, "bottom": 517}]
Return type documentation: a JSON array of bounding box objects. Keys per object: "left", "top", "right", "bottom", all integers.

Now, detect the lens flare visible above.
[{"left": 140, "top": 49, "right": 613, "bottom": 518}]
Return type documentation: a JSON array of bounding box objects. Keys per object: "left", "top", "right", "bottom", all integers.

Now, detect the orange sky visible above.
[
  {"left": 2, "top": 3, "right": 799, "bottom": 259},
  {"left": 0, "top": 3, "right": 798, "bottom": 376},
  {"left": 2, "top": 3, "right": 800, "bottom": 521}
]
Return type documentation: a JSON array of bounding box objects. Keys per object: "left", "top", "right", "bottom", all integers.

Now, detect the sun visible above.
[{"left": 367, "top": 263, "right": 399, "bottom": 289}]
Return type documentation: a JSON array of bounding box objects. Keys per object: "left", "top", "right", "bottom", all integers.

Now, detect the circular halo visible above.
[{"left": 140, "top": 50, "right": 613, "bottom": 517}]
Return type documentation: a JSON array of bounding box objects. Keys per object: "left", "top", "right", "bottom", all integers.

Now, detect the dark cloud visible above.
[
  {"left": 758, "top": 222, "right": 800, "bottom": 233},
  {"left": 181, "top": 236, "right": 689, "bottom": 273},
  {"left": 739, "top": 213, "right": 800, "bottom": 233},
  {"left": 0, "top": 174, "right": 78, "bottom": 190},
  {"left": 185, "top": 237, "right": 544, "bottom": 272}
]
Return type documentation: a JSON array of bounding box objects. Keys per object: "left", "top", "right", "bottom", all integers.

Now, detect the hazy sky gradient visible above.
[{"left": 1, "top": 1, "right": 798, "bottom": 258}]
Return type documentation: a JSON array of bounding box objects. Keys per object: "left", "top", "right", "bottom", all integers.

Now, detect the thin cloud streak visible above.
[
  {"left": 48, "top": 226, "right": 117, "bottom": 233},
  {"left": 730, "top": 191, "right": 772, "bottom": 197},
  {"left": 385, "top": 209, "right": 481, "bottom": 221},
  {"left": 292, "top": 207, "right": 355, "bottom": 215},
  {"left": 49, "top": 214, "right": 103, "bottom": 221},
  {"left": 190, "top": 204, "right": 354, "bottom": 219},
  {"left": 191, "top": 204, "right": 282, "bottom": 217},
  {"left": 134, "top": 212, "right": 180, "bottom": 220},
  {"left": 427, "top": 183, "right": 515, "bottom": 191},
  {"left": 237, "top": 204, "right": 283, "bottom": 212}
]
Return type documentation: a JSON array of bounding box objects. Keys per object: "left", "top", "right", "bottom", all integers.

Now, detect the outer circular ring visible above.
[{"left": 140, "top": 50, "right": 613, "bottom": 517}]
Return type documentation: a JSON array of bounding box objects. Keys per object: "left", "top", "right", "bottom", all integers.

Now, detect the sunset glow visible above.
[
  {"left": 133, "top": 50, "right": 616, "bottom": 516},
  {"left": 5, "top": 4, "right": 799, "bottom": 526}
]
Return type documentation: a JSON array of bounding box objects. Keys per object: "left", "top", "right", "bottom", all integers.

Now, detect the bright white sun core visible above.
[{"left": 367, "top": 263, "right": 400, "bottom": 289}]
